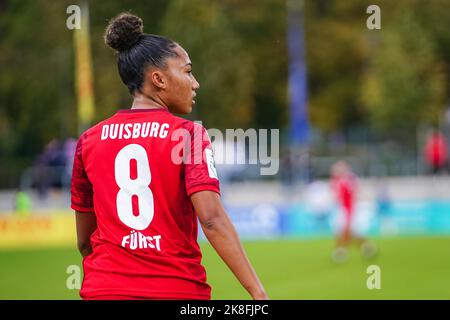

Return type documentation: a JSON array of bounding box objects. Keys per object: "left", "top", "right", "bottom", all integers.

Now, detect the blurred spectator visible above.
[
  {"left": 33, "top": 138, "right": 75, "bottom": 199},
  {"left": 62, "top": 138, "right": 77, "bottom": 188},
  {"left": 330, "top": 161, "right": 377, "bottom": 263},
  {"left": 424, "top": 130, "right": 448, "bottom": 175}
]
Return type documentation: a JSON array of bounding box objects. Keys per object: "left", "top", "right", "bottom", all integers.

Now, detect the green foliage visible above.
[
  {"left": 0, "top": 0, "right": 450, "bottom": 186},
  {"left": 305, "top": 0, "right": 368, "bottom": 132},
  {"left": 161, "top": 0, "right": 255, "bottom": 129},
  {"left": 361, "top": 10, "right": 446, "bottom": 134},
  {"left": 221, "top": 0, "right": 289, "bottom": 129}
]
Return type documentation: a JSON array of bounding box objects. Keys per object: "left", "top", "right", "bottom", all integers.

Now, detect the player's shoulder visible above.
[
  {"left": 170, "top": 114, "right": 192, "bottom": 127},
  {"left": 170, "top": 115, "right": 206, "bottom": 133},
  {"left": 77, "top": 117, "right": 112, "bottom": 143}
]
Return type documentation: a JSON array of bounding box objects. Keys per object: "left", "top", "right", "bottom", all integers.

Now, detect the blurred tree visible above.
[
  {"left": 361, "top": 10, "right": 446, "bottom": 136},
  {"left": 88, "top": 0, "right": 170, "bottom": 122},
  {"left": 0, "top": 0, "right": 169, "bottom": 187},
  {"left": 305, "top": 0, "right": 368, "bottom": 133},
  {"left": 161, "top": 0, "right": 254, "bottom": 129},
  {"left": 412, "top": 0, "right": 450, "bottom": 115},
  {"left": 0, "top": 0, "right": 76, "bottom": 186},
  {"left": 221, "top": 0, "right": 289, "bottom": 130},
  {"left": 1, "top": 0, "right": 450, "bottom": 187}
]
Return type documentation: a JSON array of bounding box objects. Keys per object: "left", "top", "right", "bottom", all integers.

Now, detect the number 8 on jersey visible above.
[{"left": 115, "top": 144, "right": 154, "bottom": 230}]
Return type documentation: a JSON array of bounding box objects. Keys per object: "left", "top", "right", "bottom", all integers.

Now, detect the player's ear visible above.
[{"left": 149, "top": 70, "right": 166, "bottom": 89}]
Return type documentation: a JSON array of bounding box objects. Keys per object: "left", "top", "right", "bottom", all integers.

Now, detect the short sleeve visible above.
[
  {"left": 70, "top": 134, "right": 94, "bottom": 212},
  {"left": 184, "top": 122, "right": 220, "bottom": 197}
]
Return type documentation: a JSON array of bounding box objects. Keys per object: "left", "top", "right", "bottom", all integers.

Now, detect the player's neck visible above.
[{"left": 131, "top": 92, "right": 168, "bottom": 111}]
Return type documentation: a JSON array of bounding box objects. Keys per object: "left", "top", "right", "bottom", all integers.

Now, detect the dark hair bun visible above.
[{"left": 104, "top": 13, "right": 143, "bottom": 51}]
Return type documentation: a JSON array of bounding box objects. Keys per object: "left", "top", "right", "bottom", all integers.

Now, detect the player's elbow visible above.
[
  {"left": 192, "top": 191, "right": 229, "bottom": 232},
  {"left": 202, "top": 217, "right": 219, "bottom": 231},
  {"left": 200, "top": 210, "right": 228, "bottom": 232}
]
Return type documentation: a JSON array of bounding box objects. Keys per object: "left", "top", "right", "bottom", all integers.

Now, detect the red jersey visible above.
[
  {"left": 71, "top": 108, "right": 220, "bottom": 300},
  {"left": 425, "top": 133, "right": 448, "bottom": 167},
  {"left": 331, "top": 174, "right": 357, "bottom": 217}
]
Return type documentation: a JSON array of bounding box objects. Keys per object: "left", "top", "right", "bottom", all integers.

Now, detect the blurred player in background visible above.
[
  {"left": 424, "top": 129, "right": 448, "bottom": 175},
  {"left": 71, "top": 13, "right": 268, "bottom": 300},
  {"left": 330, "top": 161, "right": 377, "bottom": 263}
]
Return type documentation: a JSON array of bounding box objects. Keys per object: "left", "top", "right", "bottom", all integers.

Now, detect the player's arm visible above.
[
  {"left": 75, "top": 211, "right": 97, "bottom": 257},
  {"left": 191, "top": 191, "right": 269, "bottom": 300},
  {"left": 71, "top": 134, "right": 96, "bottom": 258}
]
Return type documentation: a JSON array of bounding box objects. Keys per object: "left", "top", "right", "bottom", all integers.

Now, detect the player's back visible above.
[{"left": 71, "top": 108, "right": 220, "bottom": 299}]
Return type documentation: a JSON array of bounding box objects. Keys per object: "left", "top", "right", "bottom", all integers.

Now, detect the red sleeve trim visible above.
[
  {"left": 71, "top": 204, "right": 95, "bottom": 213},
  {"left": 71, "top": 133, "right": 94, "bottom": 211},
  {"left": 187, "top": 183, "right": 221, "bottom": 197}
]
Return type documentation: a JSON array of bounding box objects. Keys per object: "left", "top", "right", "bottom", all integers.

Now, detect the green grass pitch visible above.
[{"left": 0, "top": 236, "right": 449, "bottom": 299}]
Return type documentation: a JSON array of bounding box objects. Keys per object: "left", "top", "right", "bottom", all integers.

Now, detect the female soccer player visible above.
[
  {"left": 330, "top": 161, "right": 377, "bottom": 263},
  {"left": 71, "top": 12, "right": 268, "bottom": 300}
]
